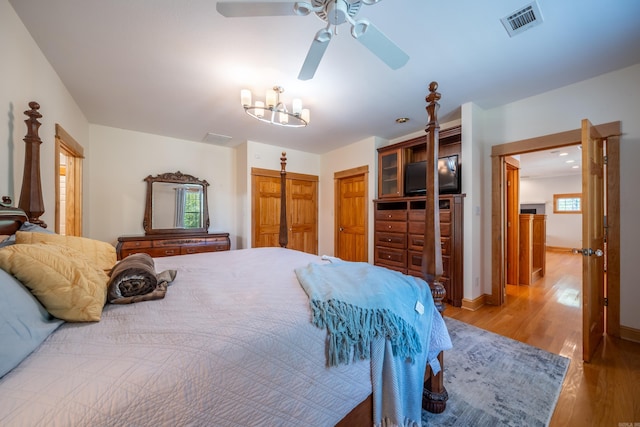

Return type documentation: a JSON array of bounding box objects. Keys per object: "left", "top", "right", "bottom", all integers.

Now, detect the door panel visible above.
[
  {"left": 581, "top": 118, "right": 605, "bottom": 362},
  {"left": 252, "top": 175, "right": 281, "bottom": 248},
  {"left": 288, "top": 178, "right": 318, "bottom": 254}
]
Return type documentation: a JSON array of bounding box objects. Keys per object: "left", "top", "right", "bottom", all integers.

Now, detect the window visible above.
[{"left": 553, "top": 193, "right": 581, "bottom": 214}]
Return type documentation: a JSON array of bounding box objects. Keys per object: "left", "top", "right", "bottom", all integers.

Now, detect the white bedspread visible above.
[{"left": 0, "top": 247, "right": 449, "bottom": 427}]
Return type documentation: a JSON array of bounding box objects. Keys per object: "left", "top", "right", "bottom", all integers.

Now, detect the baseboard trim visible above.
[
  {"left": 461, "top": 294, "right": 487, "bottom": 311},
  {"left": 620, "top": 325, "right": 640, "bottom": 344},
  {"left": 546, "top": 246, "right": 574, "bottom": 253}
]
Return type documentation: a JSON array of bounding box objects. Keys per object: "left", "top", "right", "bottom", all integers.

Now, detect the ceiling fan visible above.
[{"left": 216, "top": 0, "right": 409, "bottom": 80}]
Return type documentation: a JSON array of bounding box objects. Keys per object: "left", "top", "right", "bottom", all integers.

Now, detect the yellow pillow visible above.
[
  {"left": 0, "top": 242, "right": 108, "bottom": 322},
  {"left": 16, "top": 231, "right": 116, "bottom": 272}
]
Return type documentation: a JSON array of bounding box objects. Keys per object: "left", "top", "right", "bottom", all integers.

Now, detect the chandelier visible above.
[{"left": 241, "top": 86, "right": 310, "bottom": 128}]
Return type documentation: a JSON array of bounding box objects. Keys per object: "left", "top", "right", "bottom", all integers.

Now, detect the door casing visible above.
[{"left": 490, "top": 121, "right": 620, "bottom": 339}]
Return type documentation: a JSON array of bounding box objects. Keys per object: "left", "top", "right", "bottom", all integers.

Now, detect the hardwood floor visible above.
[{"left": 443, "top": 251, "right": 640, "bottom": 426}]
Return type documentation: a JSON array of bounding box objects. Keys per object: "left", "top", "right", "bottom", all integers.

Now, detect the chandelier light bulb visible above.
[{"left": 239, "top": 85, "right": 310, "bottom": 128}]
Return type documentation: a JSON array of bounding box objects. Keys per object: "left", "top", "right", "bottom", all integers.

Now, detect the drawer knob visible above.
[
  {"left": 387, "top": 238, "right": 392, "bottom": 242},
  {"left": 387, "top": 255, "right": 391, "bottom": 259},
  {"left": 388, "top": 214, "right": 392, "bottom": 218},
  {"left": 388, "top": 225, "right": 392, "bottom": 229}
]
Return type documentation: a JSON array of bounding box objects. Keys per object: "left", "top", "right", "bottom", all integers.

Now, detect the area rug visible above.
[{"left": 422, "top": 317, "right": 570, "bottom": 426}]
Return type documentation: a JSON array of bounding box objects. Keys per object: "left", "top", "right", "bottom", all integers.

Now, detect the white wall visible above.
[
  {"left": 520, "top": 175, "right": 582, "bottom": 249},
  {"left": 88, "top": 125, "right": 237, "bottom": 247},
  {"left": 0, "top": 0, "right": 89, "bottom": 229},
  {"left": 473, "top": 63, "right": 640, "bottom": 330},
  {"left": 319, "top": 136, "right": 380, "bottom": 260}
]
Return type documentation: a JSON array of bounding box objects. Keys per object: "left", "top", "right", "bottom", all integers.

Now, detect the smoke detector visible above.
[{"left": 501, "top": 1, "right": 544, "bottom": 37}]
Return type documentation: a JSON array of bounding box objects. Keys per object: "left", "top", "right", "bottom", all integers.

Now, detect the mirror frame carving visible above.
[{"left": 143, "top": 171, "right": 210, "bottom": 235}]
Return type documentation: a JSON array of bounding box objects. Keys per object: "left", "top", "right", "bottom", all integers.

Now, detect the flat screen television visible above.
[{"left": 404, "top": 155, "right": 461, "bottom": 196}]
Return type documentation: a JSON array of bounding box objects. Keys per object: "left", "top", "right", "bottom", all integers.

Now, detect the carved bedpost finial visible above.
[
  {"left": 425, "top": 81, "right": 441, "bottom": 130},
  {"left": 280, "top": 152, "right": 287, "bottom": 174},
  {"left": 279, "top": 152, "right": 288, "bottom": 248},
  {"left": 19, "top": 101, "right": 47, "bottom": 228}
]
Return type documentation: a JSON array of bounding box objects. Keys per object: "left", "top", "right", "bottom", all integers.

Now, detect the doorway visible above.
[
  {"left": 490, "top": 122, "right": 621, "bottom": 339},
  {"left": 55, "top": 124, "right": 83, "bottom": 236}
]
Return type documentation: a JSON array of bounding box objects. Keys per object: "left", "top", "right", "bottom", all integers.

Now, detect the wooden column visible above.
[
  {"left": 421, "top": 82, "right": 448, "bottom": 413},
  {"left": 19, "top": 102, "right": 47, "bottom": 228},
  {"left": 278, "top": 152, "right": 288, "bottom": 248}
]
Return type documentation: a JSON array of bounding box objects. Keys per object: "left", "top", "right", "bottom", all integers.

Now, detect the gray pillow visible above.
[
  {"left": 0, "top": 268, "right": 64, "bottom": 378},
  {"left": 0, "top": 221, "right": 55, "bottom": 249}
]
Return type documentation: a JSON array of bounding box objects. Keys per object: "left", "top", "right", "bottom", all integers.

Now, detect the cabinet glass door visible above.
[{"left": 380, "top": 150, "right": 400, "bottom": 197}]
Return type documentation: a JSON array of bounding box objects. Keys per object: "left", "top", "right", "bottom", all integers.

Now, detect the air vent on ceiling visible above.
[
  {"left": 202, "top": 132, "right": 232, "bottom": 145},
  {"left": 501, "top": 1, "right": 543, "bottom": 37}
]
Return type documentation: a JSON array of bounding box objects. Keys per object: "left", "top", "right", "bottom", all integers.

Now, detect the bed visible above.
[{"left": 0, "top": 85, "right": 451, "bottom": 426}]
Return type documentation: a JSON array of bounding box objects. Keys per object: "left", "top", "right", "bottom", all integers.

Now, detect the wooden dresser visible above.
[
  {"left": 373, "top": 195, "right": 464, "bottom": 307},
  {"left": 116, "top": 232, "right": 230, "bottom": 260}
]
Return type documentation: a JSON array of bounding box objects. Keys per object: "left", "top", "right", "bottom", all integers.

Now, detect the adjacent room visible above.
[{"left": 2, "top": 0, "right": 639, "bottom": 425}]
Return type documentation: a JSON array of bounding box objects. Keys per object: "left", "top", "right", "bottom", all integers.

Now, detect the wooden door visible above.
[
  {"left": 252, "top": 169, "right": 318, "bottom": 254},
  {"left": 252, "top": 174, "right": 282, "bottom": 248},
  {"left": 288, "top": 178, "right": 318, "bottom": 254},
  {"left": 505, "top": 158, "right": 520, "bottom": 286},
  {"left": 581, "top": 119, "right": 606, "bottom": 362},
  {"left": 335, "top": 168, "right": 368, "bottom": 262}
]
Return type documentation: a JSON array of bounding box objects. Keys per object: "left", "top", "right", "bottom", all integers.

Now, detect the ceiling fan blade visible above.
[
  {"left": 216, "top": 2, "right": 297, "bottom": 17},
  {"left": 298, "top": 29, "right": 332, "bottom": 81},
  {"left": 351, "top": 20, "right": 409, "bottom": 70}
]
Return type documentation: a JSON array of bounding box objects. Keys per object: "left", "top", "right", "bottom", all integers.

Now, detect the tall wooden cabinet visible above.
[
  {"left": 374, "top": 126, "right": 464, "bottom": 307},
  {"left": 518, "top": 214, "right": 546, "bottom": 285}
]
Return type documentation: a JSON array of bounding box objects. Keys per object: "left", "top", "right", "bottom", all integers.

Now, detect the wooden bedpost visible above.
[
  {"left": 421, "top": 82, "right": 448, "bottom": 413},
  {"left": 19, "top": 102, "right": 47, "bottom": 228},
  {"left": 278, "top": 152, "right": 288, "bottom": 248}
]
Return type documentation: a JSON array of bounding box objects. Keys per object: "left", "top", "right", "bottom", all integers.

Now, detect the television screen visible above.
[
  {"left": 404, "top": 155, "right": 460, "bottom": 196},
  {"left": 404, "top": 160, "right": 427, "bottom": 195},
  {"left": 438, "top": 154, "right": 460, "bottom": 194}
]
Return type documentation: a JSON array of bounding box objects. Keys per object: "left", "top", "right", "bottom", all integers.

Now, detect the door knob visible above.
[
  {"left": 339, "top": 227, "right": 344, "bottom": 231},
  {"left": 572, "top": 248, "right": 604, "bottom": 256}
]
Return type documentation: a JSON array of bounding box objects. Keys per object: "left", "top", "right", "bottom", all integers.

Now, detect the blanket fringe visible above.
[{"left": 310, "top": 299, "right": 422, "bottom": 366}]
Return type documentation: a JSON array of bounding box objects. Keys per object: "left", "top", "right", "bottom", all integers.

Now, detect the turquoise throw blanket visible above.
[{"left": 295, "top": 260, "right": 428, "bottom": 367}]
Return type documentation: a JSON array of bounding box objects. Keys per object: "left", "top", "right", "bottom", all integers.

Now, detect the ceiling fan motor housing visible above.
[{"left": 314, "top": 0, "right": 361, "bottom": 25}]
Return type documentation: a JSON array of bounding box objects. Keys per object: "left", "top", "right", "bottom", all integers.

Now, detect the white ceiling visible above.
[{"left": 9, "top": 0, "right": 640, "bottom": 179}]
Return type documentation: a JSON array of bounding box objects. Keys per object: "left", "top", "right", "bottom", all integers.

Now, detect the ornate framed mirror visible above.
[{"left": 143, "top": 171, "right": 210, "bottom": 235}]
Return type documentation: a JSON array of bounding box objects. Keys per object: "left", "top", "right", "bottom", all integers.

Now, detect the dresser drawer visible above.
[
  {"left": 119, "top": 240, "right": 153, "bottom": 250},
  {"left": 408, "top": 220, "right": 424, "bottom": 235},
  {"left": 408, "top": 234, "right": 424, "bottom": 251},
  {"left": 407, "top": 250, "right": 423, "bottom": 273},
  {"left": 153, "top": 237, "right": 207, "bottom": 247},
  {"left": 374, "top": 232, "right": 406, "bottom": 249},
  {"left": 181, "top": 245, "right": 222, "bottom": 255},
  {"left": 376, "top": 210, "right": 407, "bottom": 221},
  {"left": 375, "top": 221, "right": 407, "bottom": 233},
  {"left": 440, "top": 222, "right": 451, "bottom": 237},
  {"left": 374, "top": 246, "right": 406, "bottom": 269},
  {"left": 441, "top": 237, "right": 451, "bottom": 255},
  {"left": 439, "top": 211, "right": 451, "bottom": 223},
  {"left": 408, "top": 209, "right": 424, "bottom": 222}
]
